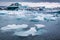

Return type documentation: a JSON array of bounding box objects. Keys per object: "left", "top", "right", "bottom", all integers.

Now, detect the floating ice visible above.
[
  {"left": 0, "top": 24, "right": 28, "bottom": 31},
  {"left": 14, "top": 27, "right": 37, "bottom": 36},
  {"left": 8, "top": 11, "right": 26, "bottom": 17},
  {"left": 35, "top": 24, "right": 45, "bottom": 29},
  {"left": 33, "top": 14, "right": 54, "bottom": 21},
  {"left": 7, "top": 10, "right": 35, "bottom": 19},
  {"left": 0, "top": 10, "right": 7, "bottom": 16},
  {"left": 44, "top": 16, "right": 57, "bottom": 21},
  {"left": 14, "top": 26, "right": 47, "bottom": 36},
  {"left": 0, "top": 24, "right": 47, "bottom": 36},
  {"left": 34, "top": 16, "right": 45, "bottom": 21},
  {"left": 33, "top": 13, "right": 58, "bottom": 21}
]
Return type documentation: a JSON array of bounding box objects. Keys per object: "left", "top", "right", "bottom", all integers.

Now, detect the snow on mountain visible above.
[
  {"left": 0, "top": 2, "right": 60, "bottom": 8},
  {"left": 19, "top": 2, "right": 60, "bottom": 8}
]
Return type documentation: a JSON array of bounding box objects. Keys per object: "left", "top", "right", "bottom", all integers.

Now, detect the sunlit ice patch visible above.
[{"left": 0, "top": 24, "right": 28, "bottom": 32}]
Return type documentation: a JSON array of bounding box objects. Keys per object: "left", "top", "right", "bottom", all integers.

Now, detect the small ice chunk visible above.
[
  {"left": 46, "top": 14, "right": 53, "bottom": 17},
  {"left": 44, "top": 16, "right": 57, "bottom": 21},
  {"left": 34, "top": 16, "right": 44, "bottom": 21},
  {"left": 50, "top": 17, "right": 57, "bottom": 20},
  {"left": 35, "top": 24, "right": 45, "bottom": 29},
  {"left": 0, "top": 11, "right": 7, "bottom": 16}
]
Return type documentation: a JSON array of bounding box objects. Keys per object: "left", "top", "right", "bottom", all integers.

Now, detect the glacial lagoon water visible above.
[{"left": 0, "top": 10, "right": 60, "bottom": 40}]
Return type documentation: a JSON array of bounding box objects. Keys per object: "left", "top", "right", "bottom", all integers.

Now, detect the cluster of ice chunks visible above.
[
  {"left": 0, "top": 24, "right": 47, "bottom": 36},
  {"left": 30, "top": 13, "right": 58, "bottom": 22},
  {"left": 0, "top": 10, "right": 58, "bottom": 22}
]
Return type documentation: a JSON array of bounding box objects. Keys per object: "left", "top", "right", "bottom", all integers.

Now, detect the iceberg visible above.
[
  {"left": 0, "top": 24, "right": 47, "bottom": 36},
  {"left": 14, "top": 26, "right": 47, "bottom": 36},
  {"left": 14, "top": 27, "right": 37, "bottom": 36},
  {"left": 0, "top": 24, "right": 28, "bottom": 31}
]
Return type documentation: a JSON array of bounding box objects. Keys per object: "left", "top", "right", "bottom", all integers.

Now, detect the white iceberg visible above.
[
  {"left": 1, "top": 24, "right": 28, "bottom": 31},
  {"left": 14, "top": 27, "right": 37, "bottom": 36},
  {"left": 0, "top": 24, "right": 47, "bottom": 36}
]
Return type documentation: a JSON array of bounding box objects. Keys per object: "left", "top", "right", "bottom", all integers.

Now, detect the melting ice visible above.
[
  {"left": 0, "top": 24, "right": 46, "bottom": 36},
  {"left": 0, "top": 9, "right": 59, "bottom": 36}
]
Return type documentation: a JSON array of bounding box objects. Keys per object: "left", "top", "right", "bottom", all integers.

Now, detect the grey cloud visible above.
[{"left": 0, "top": 0, "right": 60, "bottom": 2}]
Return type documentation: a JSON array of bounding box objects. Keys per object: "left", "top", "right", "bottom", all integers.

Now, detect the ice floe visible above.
[
  {"left": 44, "top": 16, "right": 57, "bottom": 21},
  {"left": 0, "top": 24, "right": 28, "bottom": 31},
  {"left": 35, "top": 24, "right": 45, "bottom": 29},
  {"left": 14, "top": 27, "right": 37, "bottom": 36},
  {"left": 0, "top": 23, "right": 47, "bottom": 36},
  {"left": 32, "top": 14, "right": 57, "bottom": 21}
]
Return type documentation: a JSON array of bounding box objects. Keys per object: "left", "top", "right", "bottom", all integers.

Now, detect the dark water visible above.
[{"left": 0, "top": 12, "right": 60, "bottom": 40}]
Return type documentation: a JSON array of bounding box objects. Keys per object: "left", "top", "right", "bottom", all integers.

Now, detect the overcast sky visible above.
[{"left": 0, "top": 0, "right": 60, "bottom": 2}]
